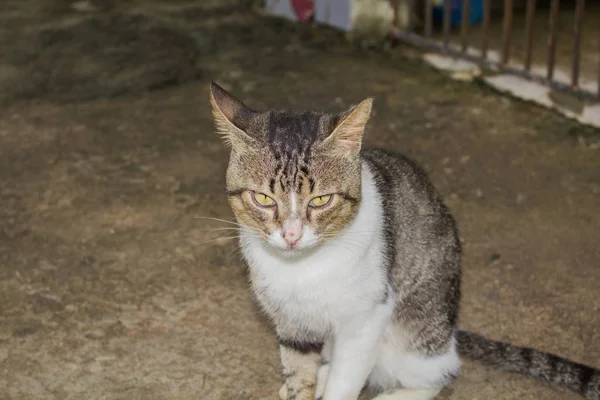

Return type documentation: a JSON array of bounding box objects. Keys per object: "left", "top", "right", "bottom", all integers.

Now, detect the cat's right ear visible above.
[{"left": 209, "top": 82, "right": 257, "bottom": 150}]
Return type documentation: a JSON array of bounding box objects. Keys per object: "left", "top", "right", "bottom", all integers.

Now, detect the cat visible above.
[{"left": 209, "top": 81, "right": 600, "bottom": 400}]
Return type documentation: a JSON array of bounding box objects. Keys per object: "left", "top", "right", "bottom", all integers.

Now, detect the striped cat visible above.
[{"left": 209, "top": 82, "right": 599, "bottom": 400}]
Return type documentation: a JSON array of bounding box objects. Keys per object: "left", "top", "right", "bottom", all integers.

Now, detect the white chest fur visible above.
[{"left": 240, "top": 163, "right": 387, "bottom": 336}]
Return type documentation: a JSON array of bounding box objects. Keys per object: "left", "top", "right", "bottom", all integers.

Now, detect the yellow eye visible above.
[
  {"left": 252, "top": 192, "right": 276, "bottom": 207},
  {"left": 309, "top": 195, "right": 332, "bottom": 208}
]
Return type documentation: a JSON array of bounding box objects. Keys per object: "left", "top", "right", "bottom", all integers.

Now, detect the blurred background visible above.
[{"left": 0, "top": 1, "right": 598, "bottom": 399}]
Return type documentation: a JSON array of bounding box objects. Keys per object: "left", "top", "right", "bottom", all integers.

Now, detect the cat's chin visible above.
[
  {"left": 277, "top": 248, "right": 304, "bottom": 258},
  {"left": 268, "top": 241, "right": 321, "bottom": 258}
]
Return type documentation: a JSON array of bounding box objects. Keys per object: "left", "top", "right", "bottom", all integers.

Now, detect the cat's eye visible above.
[
  {"left": 309, "top": 195, "right": 332, "bottom": 208},
  {"left": 251, "top": 192, "right": 276, "bottom": 207}
]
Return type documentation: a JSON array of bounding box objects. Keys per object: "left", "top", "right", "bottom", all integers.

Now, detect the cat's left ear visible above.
[
  {"left": 209, "top": 82, "right": 258, "bottom": 149},
  {"left": 326, "top": 98, "right": 373, "bottom": 155}
]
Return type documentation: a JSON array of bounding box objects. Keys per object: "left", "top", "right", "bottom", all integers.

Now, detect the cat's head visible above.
[{"left": 210, "top": 82, "right": 372, "bottom": 254}]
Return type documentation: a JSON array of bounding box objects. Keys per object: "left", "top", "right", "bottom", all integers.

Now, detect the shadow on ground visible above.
[{"left": 0, "top": 1, "right": 599, "bottom": 399}]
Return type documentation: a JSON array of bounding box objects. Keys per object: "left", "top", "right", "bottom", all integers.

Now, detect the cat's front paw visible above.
[
  {"left": 279, "top": 383, "right": 287, "bottom": 400},
  {"left": 278, "top": 381, "right": 316, "bottom": 400},
  {"left": 280, "top": 363, "right": 327, "bottom": 400}
]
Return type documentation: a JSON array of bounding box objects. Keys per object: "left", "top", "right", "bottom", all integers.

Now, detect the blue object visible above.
[{"left": 433, "top": 0, "right": 484, "bottom": 27}]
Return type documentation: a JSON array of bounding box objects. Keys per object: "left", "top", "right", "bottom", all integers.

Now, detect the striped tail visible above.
[{"left": 457, "top": 330, "right": 600, "bottom": 400}]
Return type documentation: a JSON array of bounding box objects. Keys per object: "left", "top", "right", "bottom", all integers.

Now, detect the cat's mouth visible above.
[{"left": 266, "top": 233, "right": 321, "bottom": 256}]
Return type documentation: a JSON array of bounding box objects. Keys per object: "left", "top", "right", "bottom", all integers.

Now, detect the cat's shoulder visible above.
[
  {"left": 360, "top": 148, "right": 444, "bottom": 207},
  {"left": 361, "top": 148, "right": 429, "bottom": 179}
]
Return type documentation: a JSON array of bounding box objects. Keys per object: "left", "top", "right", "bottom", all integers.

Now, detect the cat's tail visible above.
[{"left": 456, "top": 330, "right": 600, "bottom": 400}]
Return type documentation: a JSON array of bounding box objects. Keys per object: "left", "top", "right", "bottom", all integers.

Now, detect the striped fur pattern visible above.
[{"left": 209, "top": 82, "right": 600, "bottom": 400}]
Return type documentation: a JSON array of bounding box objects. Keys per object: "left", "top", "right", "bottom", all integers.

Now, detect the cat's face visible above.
[{"left": 210, "top": 83, "right": 372, "bottom": 254}]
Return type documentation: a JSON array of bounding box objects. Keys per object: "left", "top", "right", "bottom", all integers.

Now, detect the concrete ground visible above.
[{"left": 0, "top": 1, "right": 599, "bottom": 400}]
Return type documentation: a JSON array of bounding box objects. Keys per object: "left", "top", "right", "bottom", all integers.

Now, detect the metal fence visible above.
[{"left": 390, "top": 0, "right": 597, "bottom": 101}]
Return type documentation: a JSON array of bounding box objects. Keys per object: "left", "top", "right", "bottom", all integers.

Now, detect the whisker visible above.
[
  {"left": 344, "top": 231, "right": 378, "bottom": 235},
  {"left": 320, "top": 234, "right": 364, "bottom": 242},
  {"left": 204, "top": 227, "right": 262, "bottom": 236},
  {"left": 320, "top": 231, "right": 377, "bottom": 242},
  {"left": 194, "top": 217, "right": 263, "bottom": 236},
  {"left": 201, "top": 227, "right": 241, "bottom": 232},
  {"left": 200, "top": 234, "right": 258, "bottom": 246},
  {"left": 226, "top": 244, "right": 245, "bottom": 260},
  {"left": 200, "top": 236, "right": 240, "bottom": 245},
  {"left": 194, "top": 216, "right": 248, "bottom": 228}
]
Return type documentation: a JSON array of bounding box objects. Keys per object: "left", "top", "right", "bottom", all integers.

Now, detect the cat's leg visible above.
[
  {"left": 314, "top": 338, "right": 334, "bottom": 399},
  {"left": 371, "top": 388, "right": 441, "bottom": 400},
  {"left": 278, "top": 343, "right": 321, "bottom": 400},
  {"left": 367, "top": 329, "right": 460, "bottom": 400},
  {"left": 282, "top": 338, "right": 332, "bottom": 400},
  {"left": 319, "top": 299, "right": 394, "bottom": 400}
]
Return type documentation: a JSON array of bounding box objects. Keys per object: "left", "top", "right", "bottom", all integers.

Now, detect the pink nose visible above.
[
  {"left": 282, "top": 219, "right": 303, "bottom": 248},
  {"left": 283, "top": 232, "right": 300, "bottom": 247}
]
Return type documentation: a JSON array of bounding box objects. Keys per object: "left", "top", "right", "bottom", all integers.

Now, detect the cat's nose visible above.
[
  {"left": 282, "top": 219, "right": 303, "bottom": 248},
  {"left": 283, "top": 231, "right": 301, "bottom": 247}
]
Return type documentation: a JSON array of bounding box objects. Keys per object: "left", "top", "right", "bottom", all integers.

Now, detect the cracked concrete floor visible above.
[{"left": 0, "top": 1, "right": 599, "bottom": 400}]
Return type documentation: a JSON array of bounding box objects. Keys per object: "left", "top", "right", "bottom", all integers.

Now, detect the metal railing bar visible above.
[
  {"left": 571, "top": 0, "right": 585, "bottom": 88},
  {"left": 524, "top": 0, "right": 536, "bottom": 71},
  {"left": 481, "top": 0, "right": 492, "bottom": 63},
  {"left": 425, "top": 0, "right": 433, "bottom": 38},
  {"left": 597, "top": 30, "right": 600, "bottom": 98},
  {"left": 547, "top": 0, "right": 560, "bottom": 81},
  {"left": 443, "top": 0, "right": 451, "bottom": 50},
  {"left": 502, "top": 0, "right": 514, "bottom": 65},
  {"left": 461, "top": 0, "right": 471, "bottom": 53}
]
